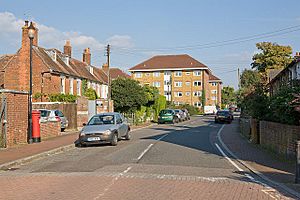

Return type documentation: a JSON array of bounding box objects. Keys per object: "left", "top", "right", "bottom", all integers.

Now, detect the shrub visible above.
[
  {"left": 84, "top": 88, "right": 97, "bottom": 100},
  {"left": 48, "top": 93, "right": 77, "bottom": 103}
]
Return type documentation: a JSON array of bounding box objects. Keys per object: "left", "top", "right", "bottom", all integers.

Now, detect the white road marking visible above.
[
  {"left": 215, "top": 143, "right": 243, "bottom": 172},
  {"left": 137, "top": 144, "right": 154, "bottom": 161},
  {"left": 93, "top": 166, "right": 132, "bottom": 200},
  {"left": 215, "top": 124, "right": 282, "bottom": 200},
  {"left": 157, "top": 134, "right": 168, "bottom": 141}
]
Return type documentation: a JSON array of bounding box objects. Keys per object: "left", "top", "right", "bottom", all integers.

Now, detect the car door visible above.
[{"left": 116, "top": 114, "right": 126, "bottom": 136}]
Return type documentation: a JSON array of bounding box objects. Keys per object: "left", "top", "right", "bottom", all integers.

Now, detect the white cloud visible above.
[
  {"left": 106, "top": 35, "right": 134, "bottom": 48},
  {"left": 0, "top": 12, "right": 134, "bottom": 60}
]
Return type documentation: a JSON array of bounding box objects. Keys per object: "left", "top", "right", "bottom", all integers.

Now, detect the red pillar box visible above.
[{"left": 32, "top": 110, "right": 41, "bottom": 143}]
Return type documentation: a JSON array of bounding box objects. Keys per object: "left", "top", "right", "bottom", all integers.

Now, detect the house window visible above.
[
  {"left": 211, "top": 96, "right": 217, "bottom": 100},
  {"left": 135, "top": 72, "right": 142, "bottom": 78},
  {"left": 89, "top": 66, "right": 94, "bottom": 75},
  {"left": 164, "top": 71, "right": 171, "bottom": 75},
  {"left": 186, "top": 71, "right": 191, "bottom": 75},
  {"left": 164, "top": 80, "right": 171, "bottom": 85},
  {"left": 193, "top": 71, "right": 202, "bottom": 76},
  {"left": 186, "top": 92, "right": 190, "bottom": 96},
  {"left": 69, "top": 78, "right": 74, "bottom": 95},
  {"left": 145, "top": 73, "right": 150, "bottom": 77},
  {"left": 77, "top": 79, "right": 81, "bottom": 96},
  {"left": 153, "top": 72, "right": 160, "bottom": 77},
  {"left": 186, "top": 81, "right": 191, "bottom": 86},
  {"left": 211, "top": 82, "right": 217, "bottom": 86},
  {"left": 193, "top": 91, "right": 202, "bottom": 96},
  {"left": 174, "top": 71, "right": 182, "bottom": 77},
  {"left": 211, "top": 90, "right": 217, "bottom": 94},
  {"left": 175, "top": 92, "right": 183, "bottom": 97},
  {"left": 60, "top": 76, "right": 66, "bottom": 94},
  {"left": 193, "top": 81, "right": 201, "bottom": 86},
  {"left": 174, "top": 81, "right": 182, "bottom": 87},
  {"left": 194, "top": 102, "right": 202, "bottom": 107},
  {"left": 153, "top": 82, "right": 161, "bottom": 87}
]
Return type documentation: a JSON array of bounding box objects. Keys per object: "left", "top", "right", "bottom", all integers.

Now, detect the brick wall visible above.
[
  {"left": 260, "top": 121, "right": 300, "bottom": 158},
  {"left": 77, "top": 96, "right": 88, "bottom": 127},
  {"left": 40, "top": 121, "right": 61, "bottom": 139},
  {"left": 33, "top": 102, "right": 77, "bottom": 130},
  {"left": 0, "top": 91, "right": 28, "bottom": 147}
]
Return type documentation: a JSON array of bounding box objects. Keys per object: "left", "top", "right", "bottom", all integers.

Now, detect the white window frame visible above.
[
  {"left": 174, "top": 81, "right": 182, "bottom": 87},
  {"left": 185, "top": 72, "right": 191, "bottom": 75},
  {"left": 175, "top": 92, "right": 183, "bottom": 97},
  {"left": 194, "top": 102, "right": 202, "bottom": 107},
  {"left": 76, "top": 79, "right": 81, "bottom": 96},
  {"left": 153, "top": 82, "right": 161, "bottom": 87},
  {"left": 145, "top": 73, "right": 150, "bottom": 77},
  {"left": 60, "top": 76, "right": 66, "bottom": 94},
  {"left": 211, "top": 90, "right": 217, "bottom": 94},
  {"left": 193, "top": 81, "right": 201, "bottom": 86},
  {"left": 193, "top": 70, "right": 202, "bottom": 76},
  {"left": 174, "top": 71, "right": 182, "bottom": 77},
  {"left": 153, "top": 72, "right": 160, "bottom": 77},
  {"left": 211, "top": 96, "right": 217, "bottom": 100},
  {"left": 193, "top": 91, "right": 202, "bottom": 97},
  {"left": 186, "top": 81, "right": 191, "bottom": 86},
  {"left": 135, "top": 72, "right": 142, "bottom": 78},
  {"left": 185, "top": 92, "right": 190, "bottom": 96},
  {"left": 211, "top": 82, "right": 217, "bottom": 86},
  {"left": 69, "top": 78, "right": 74, "bottom": 95}
]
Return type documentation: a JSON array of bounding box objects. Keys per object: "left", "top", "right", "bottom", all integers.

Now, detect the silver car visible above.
[
  {"left": 38, "top": 109, "right": 69, "bottom": 131},
  {"left": 78, "top": 112, "right": 130, "bottom": 147}
]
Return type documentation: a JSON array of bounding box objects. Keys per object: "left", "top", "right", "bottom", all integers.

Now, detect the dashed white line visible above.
[{"left": 137, "top": 144, "right": 154, "bottom": 161}]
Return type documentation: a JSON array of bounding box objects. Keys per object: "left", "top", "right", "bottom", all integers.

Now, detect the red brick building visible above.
[{"left": 0, "top": 21, "right": 129, "bottom": 102}]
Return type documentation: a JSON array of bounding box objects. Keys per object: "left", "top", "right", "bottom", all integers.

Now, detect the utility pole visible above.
[
  {"left": 237, "top": 67, "right": 240, "bottom": 89},
  {"left": 106, "top": 44, "right": 111, "bottom": 112}
]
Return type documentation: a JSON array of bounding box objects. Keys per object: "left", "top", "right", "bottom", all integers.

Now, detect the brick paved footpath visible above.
[{"left": 0, "top": 171, "right": 289, "bottom": 200}]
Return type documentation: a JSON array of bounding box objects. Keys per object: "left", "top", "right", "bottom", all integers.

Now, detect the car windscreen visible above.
[
  {"left": 55, "top": 110, "right": 64, "bottom": 117},
  {"left": 40, "top": 110, "right": 50, "bottom": 117},
  {"left": 160, "top": 110, "right": 173, "bottom": 115},
  {"left": 88, "top": 115, "right": 114, "bottom": 125},
  {"left": 217, "top": 111, "right": 229, "bottom": 116}
]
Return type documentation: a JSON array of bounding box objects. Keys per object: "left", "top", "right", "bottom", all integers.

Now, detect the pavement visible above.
[
  {"left": 219, "top": 118, "right": 300, "bottom": 197},
  {"left": 0, "top": 117, "right": 299, "bottom": 198}
]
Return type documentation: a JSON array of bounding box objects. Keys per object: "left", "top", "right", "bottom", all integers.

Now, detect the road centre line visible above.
[{"left": 137, "top": 144, "right": 154, "bottom": 161}]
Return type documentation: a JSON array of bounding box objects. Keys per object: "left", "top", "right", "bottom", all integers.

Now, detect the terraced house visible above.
[
  {"left": 129, "top": 54, "right": 222, "bottom": 108},
  {"left": 0, "top": 21, "right": 128, "bottom": 103}
]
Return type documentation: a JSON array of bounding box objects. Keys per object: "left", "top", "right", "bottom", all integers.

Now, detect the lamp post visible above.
[{"left": 27, "top": 22, "right": 35, "bottom": 144}]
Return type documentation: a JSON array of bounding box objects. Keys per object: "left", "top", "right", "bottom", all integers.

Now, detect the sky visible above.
[{"left": 1, "top": 0, "right": 300, "bottom": 89}]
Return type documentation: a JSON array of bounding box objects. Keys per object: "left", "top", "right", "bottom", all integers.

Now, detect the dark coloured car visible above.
[
  {"left": 158, "top": 109, "right": 178, "bottom": 124},
  {"left": 215, "top": 110, "right": 233, "bottom": 123},
  {"left": 77, "top": 112, "right": 130, "bottom": 147}
]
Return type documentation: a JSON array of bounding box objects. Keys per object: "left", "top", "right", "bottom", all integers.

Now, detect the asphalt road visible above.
[{"left": 0, "top": 116, "right": 291, "bottom": 200}]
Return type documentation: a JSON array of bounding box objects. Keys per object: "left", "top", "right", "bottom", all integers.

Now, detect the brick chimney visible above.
[
  {"left": 82, "top": 48, "right": 91, "bottom": 65},
  {"left": 64, "top": 40, "right": 72, "bottom": 57},
  {"left": 295, "top": 52, "right": 300, "bottom": 59},
  {"left": 21, "top": 21, "right": 39, "bottom": 49},
  {"left": 102, "top": 63, "right": 109, "bottom": 73}
]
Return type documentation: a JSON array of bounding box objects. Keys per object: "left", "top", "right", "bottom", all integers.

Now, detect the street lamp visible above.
[{"left": 27, "top": 22, "right": 35, "bottom": 144}]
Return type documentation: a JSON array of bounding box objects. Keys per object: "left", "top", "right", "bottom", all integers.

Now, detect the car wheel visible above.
[
  {"left": 125, "top": 130, "right": 131, "bottom": 140},
  {"left": 111, "top": 133, "right": 118, "bottom": 146}
]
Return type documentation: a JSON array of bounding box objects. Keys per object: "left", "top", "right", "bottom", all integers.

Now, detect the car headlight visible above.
[
  {"left": 80, "top": 132, "right": 85, "bottom": 137},
  {"left": 103, "top": 130, "right": 112, "bottom": 136}
]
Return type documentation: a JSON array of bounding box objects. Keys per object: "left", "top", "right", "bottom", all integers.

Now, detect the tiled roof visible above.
[
  {"left": 34, "top": 47, "right": 100, "bottom": 83},
  {"left": 93, "top": 67, "right": 108, "bottom": 84},
  {"left": 129, "top": 54, "right": 210, "bottom": 71},
  {"left": 209, "top": 74, "right": 222, "bottom": 82},
  {"left": 109, "top": 68, "right": 130, "bottom": 79}
]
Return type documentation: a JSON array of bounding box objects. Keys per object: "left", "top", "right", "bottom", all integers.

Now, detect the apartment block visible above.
[{"left": 129, "top": 54, "right": 222, "bottom": 108}]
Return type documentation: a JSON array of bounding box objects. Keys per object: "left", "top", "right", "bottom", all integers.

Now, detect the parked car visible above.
[
  {"left": 77, "top": 112, "right": 130, "bottom": 147},
  {"left": 181, "top": 109, "right": 190, "bottom": 121},
  {"left": 37, "top": 109, "right": 68, "bottom": 131},
  {"left": 158, "top": 109, "right": 179, "bottom": 124},
  {"left": 215, "top": 110, "right": 233, "bottom": 123},
  {"left": 174, "top": 109, "right": 185, "bottom": 122}
]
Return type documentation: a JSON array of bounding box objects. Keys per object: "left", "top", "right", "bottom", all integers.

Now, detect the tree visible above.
[
  {"left": 84, "top": 88, "right": 97, "bottom": 100},
  {"left": 251, "top": 42, "right": 293, "bottom": 74},
  {"left": 111, "top": 78, "right": 147, "bottom": 113},
  {"left": 221, "top": 86, "right": 236, "bottom": 108}
]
